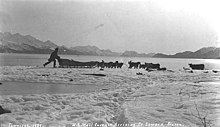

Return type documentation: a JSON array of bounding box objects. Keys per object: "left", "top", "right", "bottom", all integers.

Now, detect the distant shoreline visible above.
[{"left": 0, "top": 52, "right": 219, "bottom": 60}]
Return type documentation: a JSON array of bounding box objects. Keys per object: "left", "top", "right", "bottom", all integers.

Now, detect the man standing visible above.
[{"left": 43, "top": 47, "right": 59, "bottom": 68}]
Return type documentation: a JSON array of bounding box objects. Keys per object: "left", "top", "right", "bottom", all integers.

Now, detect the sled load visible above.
[{"left": 57, "top": 56, "right": 98, "bottom": 68}]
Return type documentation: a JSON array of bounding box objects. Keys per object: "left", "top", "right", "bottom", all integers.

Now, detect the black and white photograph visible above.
[{"left": 0, "top": 0, "right": 220, "bottom": 126}]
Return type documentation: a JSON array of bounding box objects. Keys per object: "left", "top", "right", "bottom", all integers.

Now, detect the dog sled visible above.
[{"left": 57, "top": 57, "right": 98, "bottom": 68}]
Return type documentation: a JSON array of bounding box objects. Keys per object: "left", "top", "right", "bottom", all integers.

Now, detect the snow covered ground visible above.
[{"left": 0, "top": 66, "right": 220, "bottom": 127}]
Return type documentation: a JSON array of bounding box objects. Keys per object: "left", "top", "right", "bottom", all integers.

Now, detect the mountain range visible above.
[
  {"left": 0, "top": 32, "right": 219, "bottom": 59},
  {"left": 0, "top": 32, "right": 120, "bottom": 56}
]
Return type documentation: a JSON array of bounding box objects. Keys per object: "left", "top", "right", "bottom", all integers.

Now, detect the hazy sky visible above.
[{"left": 1, "top": 0, "right": 220, "bottom": 54}]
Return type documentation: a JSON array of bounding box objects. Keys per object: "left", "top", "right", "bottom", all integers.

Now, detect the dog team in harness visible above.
[{"left": 43, "top": 48, "right": 205, "bottom": 70}]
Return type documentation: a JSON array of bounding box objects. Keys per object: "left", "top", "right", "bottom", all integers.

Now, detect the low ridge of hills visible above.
[
  {"left": 0, "top": 32, "right": 219, "bottom": 59},
  {"left": 121, "top": 51, "right": 155, "bottom": 57},
  {"left": 154, "top": 47, "right": 220, "bottom": 59}
]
